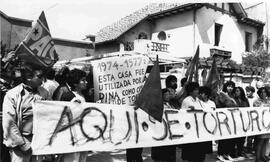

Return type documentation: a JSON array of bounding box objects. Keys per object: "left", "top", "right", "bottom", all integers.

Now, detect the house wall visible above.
[
  {"left": 119, "top": 20, "right": 153, "bottom": 42},
  {"left": 148, "top": 5, "right": 259, "bottom": 64},
  {"left": 196, "top": 6, "right": 258, "bottom": 63},
  {"left": 0, "top": 16, "right": 31, "bottom": 50},
  {"left": 151, "top": 10, "right": 194, "bottom": 57},
  {"left": 94, "top": 42, "right": 119, "bottom": 55},
  {"left": 55, "top": 39, "right": 94, "bottom": 61},
  {"left": 54, "top": 45, "right": 88, "bottom": 61},
  {"left": 95, "top": 20, "right": 153, "bottom": 55},
  {"left": 95, "top": 4, "right": 260, "bottom": 65}
]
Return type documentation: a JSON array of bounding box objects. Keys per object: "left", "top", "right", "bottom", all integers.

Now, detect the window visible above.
[
  {"left": 157, "top": 31, "right": 167, "bottom": 41},
  {"left": 214, "top": 23, "right": 223, "bottom": 46},
  {"left": 138, "top": 32, "right": 148, "bottom": 39},
  {"left": 245, "top": 32, "right": 252, "bottom": 52}
]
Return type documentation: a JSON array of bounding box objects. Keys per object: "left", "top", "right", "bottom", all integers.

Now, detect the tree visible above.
[{"left": 242, "top": 36, "right": 270, "bottom": 69}]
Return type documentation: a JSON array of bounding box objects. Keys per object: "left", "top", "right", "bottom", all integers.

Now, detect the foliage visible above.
[{"left": 242, "top": 35, "right": 270, "bottom": 69}]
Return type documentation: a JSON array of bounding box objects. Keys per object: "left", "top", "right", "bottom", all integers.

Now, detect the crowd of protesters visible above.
[
  {"left": 151, "top": 75, "right": 270, "bottom": 162},
  {"left": 0, "top": 51, "right": 94, "bottom": 162},
  {"left": 1, "top": 50, "right": 270, "bottom": 162}
]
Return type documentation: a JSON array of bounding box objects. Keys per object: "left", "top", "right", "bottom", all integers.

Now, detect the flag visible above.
[
  {"left": 135, "top": 55, "right": 163, "bottom": 122},
  {"left": 205, "top": 57, "right": 220, "bottom": 95},
  {"left": 15, "top": 11, "right": 58, "bottom": 68},
  {"left": 185, "top": 46, "right": 199, "bottom": 83},
  {"left": 176, "top": 46, "right": 200, "bottom": 106}
]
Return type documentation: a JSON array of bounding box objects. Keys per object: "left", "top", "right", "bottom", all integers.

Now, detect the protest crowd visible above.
[
  {"left": 1, "top": 47, "right": 270, "bottom": 162},
  {"left": 1, "top": 10, "right": 270, "bottom": 162}
]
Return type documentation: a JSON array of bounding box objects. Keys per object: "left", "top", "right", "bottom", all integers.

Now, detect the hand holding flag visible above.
[{"left": 14, "top": 11, "right": 58, "bottom": 68}]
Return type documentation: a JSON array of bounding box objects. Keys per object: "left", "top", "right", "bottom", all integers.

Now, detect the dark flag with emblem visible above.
[
  {"left": 15, "top": 11, "right": 58, "bottom": 68},
  {"left": 135, "top": 55, "right": 163, "bottom": 122}
]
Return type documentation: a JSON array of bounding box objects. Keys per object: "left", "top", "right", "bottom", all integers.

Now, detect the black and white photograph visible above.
[{"left": 1, "top": 0, "right": 270, "bottom": 162}]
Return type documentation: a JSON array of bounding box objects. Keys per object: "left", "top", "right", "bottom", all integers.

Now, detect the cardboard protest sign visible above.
[
  {"left": 32, "top": 101, "right": 270, "bottom": 155},
  {"left": 15, "top": 11, "right": 58, "bottom": 68},
  {"left": 91, "top": 55, "right": 149, "bottom": 105}
]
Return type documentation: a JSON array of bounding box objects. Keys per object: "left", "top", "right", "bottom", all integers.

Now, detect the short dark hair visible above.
[
  {"left": 185, "top": 82, "right": 199, "bottom": 95},
  {"left": 55, "top": 66, "right": 70, "bottom": 85},
  {"left": 199, "top": 86, "right": 212, "bottom": 98},
  {"left": 222, "top": 81, "right": 235, "bottom": 93},
  {"left": 181, "top": 77, "right": 187, "bottom": 87},
  {"left": 165, "top": 75, "right": 177, "bottom": 88},
  {"left": 67, "top": 69, "right": 87, "bottom": 90},
  {"left": 44, "top": 68, "right": 56, "bottom": 80},
  {"left": 245, "top": 86, "right": 255, "bottom": 93}
]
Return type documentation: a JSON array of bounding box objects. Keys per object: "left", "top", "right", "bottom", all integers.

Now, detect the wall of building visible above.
[
  {"left": 94, "top": 42, "right": 119, "bottom": 55},
  {"left": 151, "top": 10, "right": 195, "bottom": 58},
  {"left": 196, "top": 6, "right": 258, "bottom": 63},
  {"left": 95, "top": 20, "right": 153, "bottom": 55},
  {"left": 0, "top": 16, "right": 31, "bottom": 50},
  {"left": 54, "top": 45, "right": 87, "bottom": 61},
  {"left": 136, "top": 5, "right": 259, "bottom": 64},
  {"left": 53, "top": 38, "right": 94, "bottom": 61},
  {"left": 118, "top": 20, "right": 153, "bottom": 42}
]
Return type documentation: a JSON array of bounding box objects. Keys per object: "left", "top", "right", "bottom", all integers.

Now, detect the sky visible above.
[{"left": 1, "top": 0, "right": 265, "bottom": 41}]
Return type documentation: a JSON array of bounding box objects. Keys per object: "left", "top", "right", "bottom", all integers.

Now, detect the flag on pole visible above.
[
  {"left": 185, "top": 46, "right": 199, "bottom": 82},
  {"left": 135, "top": 55, "right": 163, "bottom": 122},
  {"left": 205, "top": 57, "right": 220, "bottom": 95},
  {"left": 176, "top": 46, "right": 200, "bottom": 106},
  {"left": 15, "top": 11, "right": 58, "bottom": 68}
]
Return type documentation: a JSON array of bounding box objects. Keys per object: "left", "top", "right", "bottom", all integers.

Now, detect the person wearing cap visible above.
[{"left": 2, "top": 64, "right": 48, "bottom": 162}]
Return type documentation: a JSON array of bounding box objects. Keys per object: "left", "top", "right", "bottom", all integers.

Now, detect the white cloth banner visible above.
[
  {"left": 32, "top": 101, "right": 270, "bottom": 155},
  {"left": 91, "top": 55, "right": 149, "bottom": 105}
]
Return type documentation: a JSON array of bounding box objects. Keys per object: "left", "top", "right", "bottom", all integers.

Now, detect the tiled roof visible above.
[{"left": 95, "top": 3, "right": 185, "bottom": 43}]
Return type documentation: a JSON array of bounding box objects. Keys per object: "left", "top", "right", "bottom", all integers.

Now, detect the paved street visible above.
[{"left": 87, "top": 147, "right": 256, "bottom": 162}]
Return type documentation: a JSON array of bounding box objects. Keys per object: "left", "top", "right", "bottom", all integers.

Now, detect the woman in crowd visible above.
[
  {"left": 52, "top": 66, "right": 73, "bottom": 101},
  {"left": 198, "top": 86, "right": 216, "bottom": 111},
  {"left": 181, "top": 82, "right": 207, "bottom": 162},
  {"left": 232, "top": 86, "right": 250, "bottom": 161},
  {"left": 54, "top": 68, "right": 89, "bottom": 162},
  {"left": 151, "top": 88, "right": 177, "bottom": 162},
  {"left": 254, "top": 87, "right": 270, "bottom": 162},
  {"left": 216, "top": 81, "right": 237, "bottom": 162}
]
